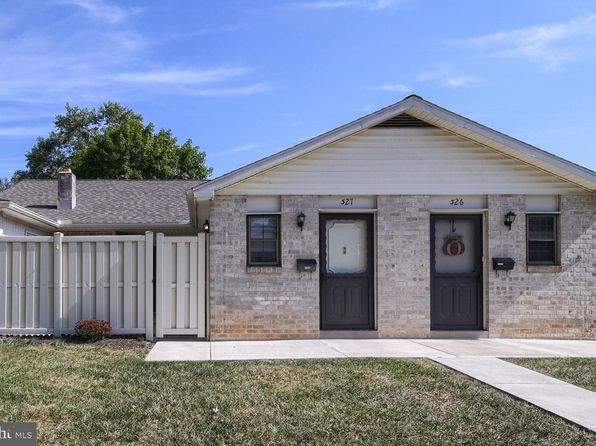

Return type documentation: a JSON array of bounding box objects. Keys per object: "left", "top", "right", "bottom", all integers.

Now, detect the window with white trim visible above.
[
  {"left": 526, "top": 196, "right": 559, "bottom": 265},
  {"left": 247, "top": 215, "right": 281, "bottom": 266}
]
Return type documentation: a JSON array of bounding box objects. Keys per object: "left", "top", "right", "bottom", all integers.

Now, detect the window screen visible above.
[
  {"left": 247, "top": 215, "right": 280, "bottom": 266},
  {"left": 527, "top": 215, "right": 557, "bottom": 264}
]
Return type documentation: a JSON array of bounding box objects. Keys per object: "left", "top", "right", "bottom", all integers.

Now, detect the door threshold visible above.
[
  {"left": 158, "top": 335, "right": 206, "bottom": 342},
  {"left": 430, "top": 330, "right": 488, "bottom": 339},
  {"left": 320, "top": 330, "right": 379, "bottom": 339}
]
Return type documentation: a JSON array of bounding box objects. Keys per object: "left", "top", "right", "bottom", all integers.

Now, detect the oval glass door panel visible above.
[
  {"left": 326, "top": 220, "right": 367, "bottom": 274},
  {"left": 434, "top": 218, "right": 475, "bottom": 274}
]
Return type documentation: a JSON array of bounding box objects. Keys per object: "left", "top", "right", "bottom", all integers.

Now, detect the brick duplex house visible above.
[
  {"left": 193, "top": 95, "right": 596, "bottom": 340},
  {"left": 1, "top": 96, "right": 595, "bottom": 340}
]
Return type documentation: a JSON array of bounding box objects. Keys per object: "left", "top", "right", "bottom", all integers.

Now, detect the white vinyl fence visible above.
[
  {"left": 155, "top": 234, "right": 206, "bottom": 338},
  {"left": 0, "top": 232, "right": 207, "bottom": 340}
]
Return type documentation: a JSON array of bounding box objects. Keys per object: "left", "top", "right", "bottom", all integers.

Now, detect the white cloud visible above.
[
  {"left": 211, "top": 143, "right": 259, "bottom": 157},
  {"left": 0, "top": 3, "right": 272, "bottom": 138},
  {"left": 0, "top": 108, "right": 57, "bottom": 123},
  {"left": 445, "top": 75, "right": 480, "bottom": 88},
  {"left": 417, "top": 63, "right": 451, "bottom": 82},
  {"left": 56, "top": 0, "right": 134, "bottom": 23},
  {"left": 156, "top": 24, "right": 249, "bottom": 43},
  {"left": 292, "top": 1, "right": 359, "bottom": 9},
  {"left": 455, "top": 13, "right": 596, "bottom": 70},
  {"left": 0, "top": 29, "right": 134, "bottom": 104},
  {"left": 108, "top": 31, "right": 149, "bottom": 52},
  {"left": 0, "top": 125, "right": 52, "bottom": 137},
  {"left": 114, "top": 67, "right": 250, "bottom": 85},
  {"left": 0, "top": 156, "right": 27, "bottom": 178},
  {"left": 377, "top": 83, "right": 411, "bottom": 93},
  {"left": 0, "top": 27, "right": 269, "bottom": 105},
  {"left": 185, "top": 83, "right": 275, "bottom": 97},
  {"left": 416, "top": 63, "right": 480, "bottom": 88},
  {"left": 369, "top": 0, "right": 395, "bottom": 10},
  {"left": 290, "top": 0, "right": 397, "bottom": 11}
]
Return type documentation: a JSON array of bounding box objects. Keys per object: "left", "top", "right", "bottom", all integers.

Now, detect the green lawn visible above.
[
  {"left": 508, "top": 358, "right": 596, "bottom": 392},
  {"left": 1, "top": 339, "right": 594, "bottom": 446}
]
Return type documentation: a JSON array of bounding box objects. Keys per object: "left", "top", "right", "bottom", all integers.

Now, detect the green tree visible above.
[
  {"left": 13, "top": 102, "right": 211, "bottom": 180},
  {"left": 0, "top": 177, "right": 11, "bottom": 191}
]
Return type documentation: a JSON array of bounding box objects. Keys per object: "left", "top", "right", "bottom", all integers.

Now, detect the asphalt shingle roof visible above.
[{"left": 0, "top": 179, "right": 204, "bottom": 225}]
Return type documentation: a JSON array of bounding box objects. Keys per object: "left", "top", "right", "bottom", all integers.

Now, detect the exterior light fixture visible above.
[
  {"left": 504, "top": 211, "right": 516, "bottom": 230},
  {"left": 297, "top": 212, "right": 306, "bottom": 231},
  {"left": 203, "top": 220, "right": 210, "bottom": 233}
]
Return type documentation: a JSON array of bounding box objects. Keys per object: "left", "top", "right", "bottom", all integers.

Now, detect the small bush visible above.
[{"left": 74, "top": 319, "right": 112, "bottom": 341}]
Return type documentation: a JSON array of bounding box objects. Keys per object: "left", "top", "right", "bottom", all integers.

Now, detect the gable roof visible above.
[
  {"left": 192, "top": 95, "right": 596, "bottom": 197},
  {"left": 0, "top": 179, "right": 204, "bottom": 227}
]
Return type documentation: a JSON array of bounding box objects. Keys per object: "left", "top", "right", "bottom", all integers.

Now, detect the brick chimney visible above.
[{"left": 57, "top": 168, "right": 76, "bottom": 210}]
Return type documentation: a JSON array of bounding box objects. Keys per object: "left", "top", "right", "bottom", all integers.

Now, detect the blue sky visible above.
[{"left": 1, "top": 0, "right": 596, "bottom": 179}]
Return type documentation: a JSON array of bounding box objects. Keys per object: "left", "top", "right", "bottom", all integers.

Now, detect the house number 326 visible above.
[{"left": 449, "top": 198, "right": 464, "bottom": 206}]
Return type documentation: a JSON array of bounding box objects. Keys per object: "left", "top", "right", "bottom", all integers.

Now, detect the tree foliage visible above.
[
  {"left": 0, "top": 178, "right": 11, "bottom": 191},
  {"left": 13, "top": 102, "right": 212, "bottom": 180}
]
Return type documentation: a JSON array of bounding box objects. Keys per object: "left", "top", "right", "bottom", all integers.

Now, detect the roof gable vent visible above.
[{"left": 373, "top": 113, "right": 435, "bottom": 128}]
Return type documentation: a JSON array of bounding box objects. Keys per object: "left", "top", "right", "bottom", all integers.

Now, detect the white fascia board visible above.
[
  {"left": 408, "top": 101, "right": 596, "bottom": 190},
  {"left": 193, "top": 95, "right": 596, "bottom": 197},
  {"left": 192, "top": 97, "right": 419, "bottom": 198},
  {"left": 59, "top": 222, "right": 195, "bottom": 232},
  {"left": 0, "top": 201, "right": 60, "bottom": 230},
  {"left": 0, "top": 200, "right": 196, "bottom": 232}
]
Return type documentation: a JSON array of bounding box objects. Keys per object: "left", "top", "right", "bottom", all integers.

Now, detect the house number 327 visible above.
[
  {"left": 341, "top": 198, "right": 354, "bottom": 206},
  {"left": 449, "top": 198, "right": 464, "bottom": 206}
]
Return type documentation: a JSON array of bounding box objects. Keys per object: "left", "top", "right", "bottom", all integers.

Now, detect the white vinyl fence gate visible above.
[
  {"left": 155, "top": 234, "right": 206, "bottom": 338},
  {"left": 0, "top": 232, "right": 207, "bottom": 340}
]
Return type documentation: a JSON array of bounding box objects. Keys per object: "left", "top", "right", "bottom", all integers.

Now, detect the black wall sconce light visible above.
[
  {"left": 504, "top": 211, "right": 516, "bottom": 230},
  {"left": 203, "top": 220, "right": 210, "bottom": 233},
  {"left": 297, "top": 212, "right": 306, "bottom": 231}
]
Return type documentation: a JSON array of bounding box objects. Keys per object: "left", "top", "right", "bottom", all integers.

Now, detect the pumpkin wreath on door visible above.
[{"left": 442, "top": 219, "right": 466, "bottom": 256}]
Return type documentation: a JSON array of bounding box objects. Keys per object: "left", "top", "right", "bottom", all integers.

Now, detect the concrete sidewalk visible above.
[
  {"left": 433, "top": 357, "right": 596, "bottom": 432},
  {"left": 145, "top": 338, "right": 596, "bottom": 362}
]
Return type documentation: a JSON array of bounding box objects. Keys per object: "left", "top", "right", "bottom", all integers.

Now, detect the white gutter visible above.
[
  {"left": 0, "top": 201, "right": 60, "bottom": 230},
  {"left": 0, "top": 200, "right": 196, "bottom": 233}
]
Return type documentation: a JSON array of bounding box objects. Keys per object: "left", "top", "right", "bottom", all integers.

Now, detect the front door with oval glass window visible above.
[
  {"left": 431, "top": 215, "right": 483, "bottom": 330},
  {"left": 320, "top": 214, "right": 373, "bottom": 330}
]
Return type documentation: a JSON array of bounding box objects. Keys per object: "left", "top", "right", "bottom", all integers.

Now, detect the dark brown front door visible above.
[
  {"left": 431, "top": 215, "right": 483, "bottom": 330},
  {"left": 320, "top": 214, "right": 374, "bottom": 330}
]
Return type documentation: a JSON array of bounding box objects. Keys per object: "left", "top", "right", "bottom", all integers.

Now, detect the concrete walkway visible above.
[
  {"left": 145, "top": 338, "right": 596, "bottom": 362},
  {"left": 434, "top": 357, "right": 596, "bottom": 432},
  {"left": 145, "top": 338, "right": 596, "bottom": 432}
]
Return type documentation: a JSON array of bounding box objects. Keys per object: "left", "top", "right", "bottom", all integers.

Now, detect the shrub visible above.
[{"left": 74, "top": 319, "right": 112, "bottom": 341}]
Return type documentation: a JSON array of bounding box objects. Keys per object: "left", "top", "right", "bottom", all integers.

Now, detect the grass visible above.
[
  {"left": 0, "top": 339, "right": 595, "bottom": 446},
  {"left": 508, "top": 358, "right": 596, "bottom": 392}
]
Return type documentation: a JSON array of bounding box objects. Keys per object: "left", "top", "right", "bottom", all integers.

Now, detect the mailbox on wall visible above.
[
  {"left": 297, "top": 259, "right": 317, "bottom": 273},
  {"left": 492, "top": 257, "right": 515, "bottom": 271}
]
